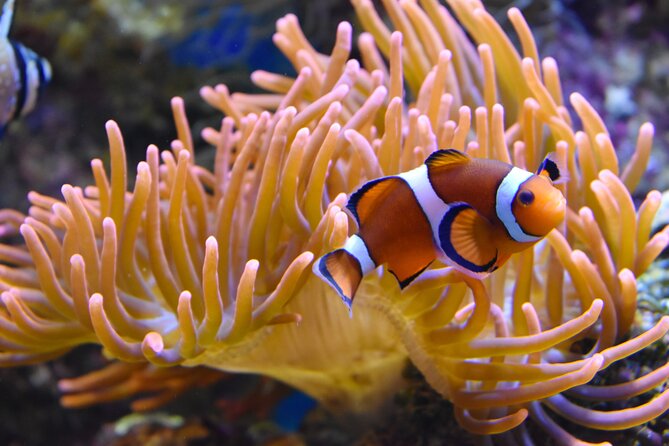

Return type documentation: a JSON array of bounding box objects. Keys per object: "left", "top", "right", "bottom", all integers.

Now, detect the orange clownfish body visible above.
[{"left": 313, "top": 149, "right": 566, "bottom": 311}]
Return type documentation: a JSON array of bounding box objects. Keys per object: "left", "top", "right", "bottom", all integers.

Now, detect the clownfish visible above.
[
  {"left": 313, "top": 148, "right": 566, "bottom": 311},
  {"left": 0, "top": 0, "right": 51, "bottom": 133}
]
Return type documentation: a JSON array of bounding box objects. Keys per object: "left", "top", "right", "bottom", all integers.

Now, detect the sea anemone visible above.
[{"left": 0, "top": 0, "right": 668, "bottom": 443}]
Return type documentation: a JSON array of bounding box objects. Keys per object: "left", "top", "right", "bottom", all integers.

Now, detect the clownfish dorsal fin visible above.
[
  {"left": 313, "top": 248, "right": 363, "bottom": 312},
  {"left": 425, "top": 149, "right": 470, "bottom": 171},
  {"left": 438, "top": 202, "right": 498, "bottom": 276},
  {"left": 536, "top": 152, "right": 567, "bottom": 184},
  {"left": 346, "top": 177, "right": 404, "bottom": 226}
]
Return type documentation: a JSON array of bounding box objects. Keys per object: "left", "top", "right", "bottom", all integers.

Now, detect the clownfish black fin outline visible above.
[
  {"left": 537, "top": 152, "right": 568, "bottom": 184},
  {"left": 438, "top": 202, "right": 498, "bottom": 275},
  {"left": 394, "top": 262, "right": 433, "bottom": 289}
]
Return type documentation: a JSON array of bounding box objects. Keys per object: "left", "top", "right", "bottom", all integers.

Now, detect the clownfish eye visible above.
[{"left": 518, "top": 190, "right": 535, "bottom": 206}]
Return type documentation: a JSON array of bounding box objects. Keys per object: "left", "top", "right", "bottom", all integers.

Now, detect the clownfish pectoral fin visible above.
[
  {"left": 312, "top": 249, "right": 364, "bottom": 312},
  {"left": 425, "top": 149, "right": 470, "bottom": 171},
  {"left": 537, "top": 152, "right": 568, "bottom": 184},
  {"left": 437, "top": 202, "right": 498, "bottom": 276}
]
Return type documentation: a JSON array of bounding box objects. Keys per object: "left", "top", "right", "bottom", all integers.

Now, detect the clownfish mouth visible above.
[
  {"left": 551, "top": 194, "right": 567, "bottom": 215},
  {"left": 539, "top": 193, "right": 567, "bottom": 232}
]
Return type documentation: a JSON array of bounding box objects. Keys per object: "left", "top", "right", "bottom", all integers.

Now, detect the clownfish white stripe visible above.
[
  {"left": 496, "top": 167, "right": 541, "bottom": 243},
  {"left": 343, "top": 234, "right": 376, "bottom": 275},
  {"left": 398, "top": 164, "right": 450, "bottom": 245}
]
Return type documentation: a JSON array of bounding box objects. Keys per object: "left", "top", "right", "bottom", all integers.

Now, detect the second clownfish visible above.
[{"left": 313, "top": 148, "right": 566, "bottom": 311}]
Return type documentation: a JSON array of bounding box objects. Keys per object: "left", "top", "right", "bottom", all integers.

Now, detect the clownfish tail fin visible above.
[{"left": 313, "top": 248, "right": 364, "bottom": 313}]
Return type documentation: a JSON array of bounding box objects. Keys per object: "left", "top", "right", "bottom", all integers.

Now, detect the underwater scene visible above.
[{"left": 1, "top": 0, "right": 669, "bottom": 444}]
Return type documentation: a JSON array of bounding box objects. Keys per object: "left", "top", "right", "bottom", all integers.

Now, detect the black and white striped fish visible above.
[{"left": 0, "top": 0, "right": 51, "bottom": 133}]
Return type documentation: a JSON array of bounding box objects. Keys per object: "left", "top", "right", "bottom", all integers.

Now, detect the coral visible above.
[{"left": 0, "top": 0, "right": 668, "bottom": 443}]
